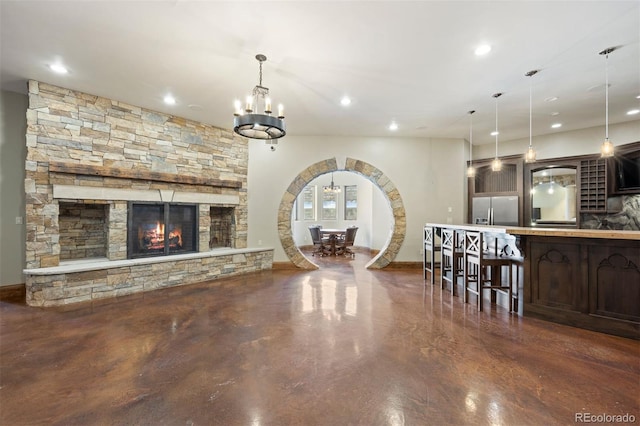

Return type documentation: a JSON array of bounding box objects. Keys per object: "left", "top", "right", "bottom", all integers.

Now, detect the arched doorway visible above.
[{"left": 278, "top": 157, "right": 406, "bottom": 269}]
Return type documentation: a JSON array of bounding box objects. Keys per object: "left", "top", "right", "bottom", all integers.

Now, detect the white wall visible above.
[
  {"left": 247, "top": 135, "right": 468, "bottom": 263},
  {"left": 473, "top": 121, "right": 640, "bottom": 161},
  {"left": 0, "top": 91, "right": 28, "bottom": 286}
]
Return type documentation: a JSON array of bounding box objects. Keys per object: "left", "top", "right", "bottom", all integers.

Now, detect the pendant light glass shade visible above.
[
  {"left": 524, "top": 70, "right": 538, "bottom": 163},
  {"left": 491, "top": 92, "right": 503, "bottom": 172},
  {"left": 467, "top": 110, "right": 476, "bottom": 178},
  {"left": 599, "top": 47, "right": 616, "bottom": 158}
]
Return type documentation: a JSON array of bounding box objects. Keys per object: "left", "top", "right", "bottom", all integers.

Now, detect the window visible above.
[
  {"left": 321, "top": 190, "right": 338, "bottom": 220},
  {"left": 344, "top": 185, "right": 357, "bottom": 220},
  {"left": 302, "top": 186, "right": 316, "bottom": 221}
]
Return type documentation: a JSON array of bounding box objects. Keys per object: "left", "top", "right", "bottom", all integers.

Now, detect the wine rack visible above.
[{"left": 579, "top": 159, "right": 607, "bottom": 212}]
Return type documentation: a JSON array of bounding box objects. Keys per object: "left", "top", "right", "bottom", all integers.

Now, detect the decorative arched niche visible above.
[{"left": 278, "top": 157, "right": 406, "bottom": 269}]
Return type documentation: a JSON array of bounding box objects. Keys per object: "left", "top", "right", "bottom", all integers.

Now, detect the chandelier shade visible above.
[{"left": 233, "top": 54, "right": 286, "bottom": 140}]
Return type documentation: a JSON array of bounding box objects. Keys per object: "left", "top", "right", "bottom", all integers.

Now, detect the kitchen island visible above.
[{"left": 425, "top": 223, "right": 640, "bottom": 339}]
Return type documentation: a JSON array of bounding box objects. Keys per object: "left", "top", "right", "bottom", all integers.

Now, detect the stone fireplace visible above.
[{"left": 23, "top": 81, "right": 273, "bottom": 306}]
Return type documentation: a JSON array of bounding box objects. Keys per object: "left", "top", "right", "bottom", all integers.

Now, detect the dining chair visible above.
[
  {"left": 309, "top": 226, "right": 329, "bottom": 257},
  {"left": 336, "top": 226, "right": 358, "bottom": 258}
]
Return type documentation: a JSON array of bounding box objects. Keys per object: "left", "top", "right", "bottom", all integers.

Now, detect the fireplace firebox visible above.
[{"left": 128, "top": 202, "right": 198, "bottom": 258}]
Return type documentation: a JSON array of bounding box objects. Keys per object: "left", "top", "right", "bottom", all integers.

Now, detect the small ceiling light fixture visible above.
[
  {"left": 475, "top": 44, "right": 491, "bottom": 56},
  {"left": 163, "top": 94, "right": 176, "bottom": 105},
  {"left": 467, "top": 110, "right": 476, "bottom": 178},
  {"left": 491, "top": 92, "right": 503, "bottom": 172},
  {"left": 627, "top": 109, "right": 639, "bottom": 115},
  {"left": 551, "top": 123, "right": 562, "bottom": 129},
  {"left": 524, "top": 69, "right": 538, "bottom": 163},
  {"left": 323, "top": 172, "right": 342, "bottom": 193},
  {"left": 599, "top": 47, "right": 616, "bottom": 158},
  {"left": 340, "top": 96, "right": 352, "bottom": 106},
  {"left": 49, "top": 63, "right": 68, "bottom": 74},
  {"left": 233, "top": 54, "right": 285, "bottom": 140},
  {"left": 389, "top": 121, "right": 398, "bottom": 131}
]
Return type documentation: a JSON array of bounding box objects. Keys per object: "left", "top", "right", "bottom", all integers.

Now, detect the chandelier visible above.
[
  {"left": 323, "top": 173, "right": 342, "bottom": 193},
  {"left": 233, "top": 54, "right": 286, "bottom": 140}
]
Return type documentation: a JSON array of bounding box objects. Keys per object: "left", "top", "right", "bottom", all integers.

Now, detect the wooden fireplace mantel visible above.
[{"left": 48, "top": 161, "right": 243, "bottom": 189}]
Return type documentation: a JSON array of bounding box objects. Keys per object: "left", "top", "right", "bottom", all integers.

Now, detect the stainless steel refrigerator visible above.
[{"left": 471, "top": 196, "right": 519, "bottom": 226}]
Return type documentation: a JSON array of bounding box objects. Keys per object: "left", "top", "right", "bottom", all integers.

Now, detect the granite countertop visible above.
[{"left": 425, "top": 223, "right": 640, "bottom": 241}]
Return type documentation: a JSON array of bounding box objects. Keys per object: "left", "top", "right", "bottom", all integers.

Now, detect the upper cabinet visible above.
[{"left": 468, "top": 157, "right": 523, "bottom": 225}]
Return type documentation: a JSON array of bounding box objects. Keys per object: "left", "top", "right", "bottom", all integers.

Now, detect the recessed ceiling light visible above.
[
  {"left": 163, "top": 95, "right": 176, "bottom": 105},
  {"left": 340, "top": 96, "right": 351, "bottom": 106},
  {"left": 551, "top": 112, "right": 560, "bottom": 116},
  {"left": 490, "top": 131, "right": 499, "bottom": 136},
  {"left": 636, "top": 94, "right": 640, "bottom": 99},
  {"left": 627, "top": 109, "right": 640, "bottom": 115},
  {"left": 551, "top": 123, "right": 562, "bottom": 128},
  {"left": 188, "top": 104, "right": 203, "bottom": 111},
  {"left": 475, "top": 44, "right": 491, "bottom": 56},
  {"left": 388, "top": 121, "right": 398, "bottom": 131},
  {"left": 545, "top": 96, "right": 558, "bottom": 102},
  {"left": 49, "top": 63, "right": 68, "bottom": 74}
]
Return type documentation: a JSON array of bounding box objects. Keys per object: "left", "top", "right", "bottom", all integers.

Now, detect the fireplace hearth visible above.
[{"left": 128, "top": 202, "right": 198, "bottom": 258}]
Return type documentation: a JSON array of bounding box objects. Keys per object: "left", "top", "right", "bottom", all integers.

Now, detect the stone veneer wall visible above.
[
  {"left": 581, "top": 194, "right": 640, "bottom": 230},
  {"left": 27, "top": 250, "right": 273, "bottom": 306},
  {"left": 58, "top": 202, "right": 108, "bottom": 260},
  {"left": 25, "top": 80, "right": 248, "bottom": 268},
  {"left": 23, "top": 81, "right": 270, "bottom": 306}
]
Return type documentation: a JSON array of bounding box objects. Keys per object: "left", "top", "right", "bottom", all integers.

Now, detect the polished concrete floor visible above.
[{"left": 1, "top": 249, "right": 638, "bottom": 425}]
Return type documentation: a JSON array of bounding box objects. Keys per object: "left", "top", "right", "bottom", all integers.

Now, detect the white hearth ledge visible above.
[
  {"left": 24, "top": 247, "right": 274, "bottom": 275},
  {"left": 52, "top": 185, "right": 240, "bottom": 205}
]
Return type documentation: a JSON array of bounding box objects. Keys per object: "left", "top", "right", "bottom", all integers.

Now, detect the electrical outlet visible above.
[
  {"left": 15, "top": 216, "right": 23, "bottom": 225},
  {"left": 446, "top": 217, "right": 453, "bottom": 224},
  {"left": 447, "top": 206, "right": 453, "bottom": 213}
]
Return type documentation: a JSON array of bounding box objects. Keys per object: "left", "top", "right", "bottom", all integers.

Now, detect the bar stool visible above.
[
  {"left": 440, "top": 227, "right": 464, "bottom": 295},
  {"left": 463, "top": 230, "right": 518, "bottom": 312},
  {"left": 423, "top": 225, "right": 441, "bottom": 284}
]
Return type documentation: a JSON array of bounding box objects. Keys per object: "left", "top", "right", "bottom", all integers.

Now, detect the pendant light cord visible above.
[{"left": 605, "top": 52, "right": 609, "bottom": 140}]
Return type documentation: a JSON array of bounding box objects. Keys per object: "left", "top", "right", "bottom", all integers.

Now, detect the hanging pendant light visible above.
[
  {"left": 233, "top": 54, "right": 286, "bottom": 141},
  {"left": 466, "top": 110, "right": 476, "bottom": 178},
  {"left": 524, "top": 70, "right": 539, "bottom": 163},
  {"left": 491, "top": 92, "right": 503, "bottom": 172},
  {"left": 323, "top": 172, "right": 341, "bottom": 193},
  {"left": 599, "top": 47, "right": 616, "bottom": 158}
]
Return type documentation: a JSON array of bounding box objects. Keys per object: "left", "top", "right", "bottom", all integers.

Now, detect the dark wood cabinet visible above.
[
  {"left": 467, "top": 157, "right": 523, "bottom": 225},
  {"left": 523, "top": 235, "right": 640, "bottom": 339}
]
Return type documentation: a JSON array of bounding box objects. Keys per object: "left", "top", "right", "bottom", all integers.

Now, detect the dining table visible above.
[{"left": 319, "top": 228, "right": 346, "bottom": 255}]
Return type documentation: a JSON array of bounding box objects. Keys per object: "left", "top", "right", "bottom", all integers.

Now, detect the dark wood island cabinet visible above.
[{"left": 505, "top": 227, "right": 640, "bottom": 339}]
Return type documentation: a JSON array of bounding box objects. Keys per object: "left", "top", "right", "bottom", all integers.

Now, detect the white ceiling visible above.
[{"left": 1, "top": 1, "right": 639, "bottom": 146}]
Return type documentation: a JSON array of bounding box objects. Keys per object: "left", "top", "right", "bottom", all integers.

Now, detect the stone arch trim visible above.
[{"left": 278, "top": 157, "right": 406, "bottom": 269}]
